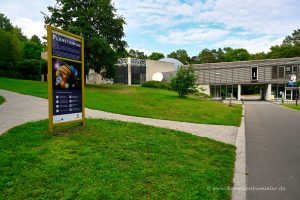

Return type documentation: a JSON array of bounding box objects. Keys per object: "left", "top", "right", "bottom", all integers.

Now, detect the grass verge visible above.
[
  {"left": 0, "top": 77, "right": 242, "bottom": 126},
  {"left": 0, "top": 119, "right": 236, "bottom": 200},
  {"left": 282, "top": 104, "right": 300, "bottom": 111},
  {"left": 0, "top": 96, "right": 5, "bottom": 105}
]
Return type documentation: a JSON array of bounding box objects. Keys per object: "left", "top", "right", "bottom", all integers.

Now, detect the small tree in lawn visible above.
[{"left": 170, "top": 66, "right": 197, "bottom": 97}]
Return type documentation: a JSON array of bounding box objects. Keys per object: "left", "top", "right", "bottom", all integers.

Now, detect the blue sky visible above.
[{"left": 1, "top": 0, "right": 300, "bottom": 56}]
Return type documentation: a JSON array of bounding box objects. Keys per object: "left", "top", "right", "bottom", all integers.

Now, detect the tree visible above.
[
  {"left": 23, "top": 41, "right": 43, "bottom": 60},
  {"left": 0, "top": 29, "right": 23, "bottom": 69},
  {"left": 11, "top": 26, "right": 27, "bottom": 41},
  {"left": 44, "top": 0, "right": 127, "bottom": 79},
  {"left": 116, "top": 48, "right": 129, "bottom": 58},
  {"left": 128, "top": 49, "right": 147, "bottom": 59},
  {"left": 250, "top": 52, "right": 267, "bottom": 60},
  {"left": 268, "top": 44, "right": 300, "bottom": 59},
  {"left": 190, "top": 56, "right": 200, "bottom": 64},
  {"left": 17, "top": 59, "right": 41, "bottom": 80},
  {"left": 170, "top": 66, "right": 197, "bottom": 97},
  {"left": 0, "top": 13, "right": 27, "bottom": 41},
  {"left": 224, "top": 48, "right": 250, "bottom": 62},
  {"left": 198, "top": 48, "right": 217, "bottom": 63},
  {"left": 283, "top": 29, "right": 300, "bottom": 45},
  {"left": 0, "top": 13, "right": 14, "bottom": 32},
  {"left": 148, "top": 52, "right": 164, "bottom": 60},
  {"left": 167, "top": 49, "right": 190, "bottom": 65},
  {"left": 30, "top": 35, "right": 42, "bottom": 45}
]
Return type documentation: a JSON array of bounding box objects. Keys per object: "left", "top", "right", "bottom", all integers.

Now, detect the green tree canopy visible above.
[
  {"left": 167, "top": 49, "right": 190, "bottom": 65},
  {"left": 250, "top": 52, "right": 267, "bottom": 60},
  {"left": 268, "top": 44, "right": 300, "bottom": 59},
  {"left": 23, "top": 41, "right": 43, "bottom": 60},
  {"left": 30, "top": 35, "right": 42, "bottom": 45},
  {"left": 0, "top": 29, "right": 23, "bottom": 69},
  {"left": 198, "top": 48, "right": 217, "bottom": 63},
  {"left": 170, "top": 66, "right": 197, "bottom": 97},
  {"left": 224, "top": 48, "right": 250, "bottom": 62},
  {"left": 128, "top": 49, "right": 147, "bottom": 59},
  {"left": 0, "top": 13, "right": 14, "bottom": 32},
  {"left": 148, "top": 52, "right": 164, "bottom": 60},
  {"left": 283, "top": 29, "right": 300, "bottom": 45},
  {"left": 44, "top": 0, "right": 127, "bottom": 79}
]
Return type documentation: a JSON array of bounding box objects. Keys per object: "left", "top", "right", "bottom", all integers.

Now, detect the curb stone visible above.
[{"left": 232, "top": 104, "right": 246, "bottom": 200}]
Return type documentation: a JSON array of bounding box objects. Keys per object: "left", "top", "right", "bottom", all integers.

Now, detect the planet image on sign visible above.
[
  {"left": 152, "top": 72, "right": 164, "bottom": 82},
  {"left": 54, "top": 59, "right": 80, "bottom": 89}
]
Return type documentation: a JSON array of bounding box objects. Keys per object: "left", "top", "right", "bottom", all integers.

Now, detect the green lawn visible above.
[
  {"left": 282, "top": 104, "right": 300, "bottom": 111},
  {"left": 0, "top": 96, "right": 5, "bottom": 105},
  {"left": 0, "top": 77, "right": 242, "bottom": 126},
  {"left": 0, "top": 119, "right": 236, "bottom": 200}
]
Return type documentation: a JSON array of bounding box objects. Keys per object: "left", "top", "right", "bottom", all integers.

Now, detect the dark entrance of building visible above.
[{"left": 241, "top": 84, "right": 266, "bottom": 101}]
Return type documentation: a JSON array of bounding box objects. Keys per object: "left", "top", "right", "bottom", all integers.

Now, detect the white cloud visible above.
[
  {"left": 0, "top": 0, "right": 54, "bottom": 40},
  {"left": 214, "top": 36, "right": 284, "bottom": 53},
  {"left": 158, "top": 27, "right": 229, "bottom": 45},
  {"left": 113, "top": 0, "right": 300, "bottom": 53},
  {"left": 0, "top": 0, "right": 299, "bottom": 54},
  {"left": 13, "top": 17, "right": 46, "bottom": 39}
]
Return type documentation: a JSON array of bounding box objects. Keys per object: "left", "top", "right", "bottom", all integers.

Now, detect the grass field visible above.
[
  {"left": 0, "top": 96, "right": 5, "bottom": 105},
  {"left": 282, "top": 104, "right": 300, "bottom": 111},
  {"left": 0, "top": 119, "right": 236, "bottom": 200},
  {"left": 0, "top": 77, "right": 242, "bottom": 126}
]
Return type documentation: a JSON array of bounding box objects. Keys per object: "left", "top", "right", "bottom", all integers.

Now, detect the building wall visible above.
[
  {"left": 86, "top": 69, "right": 113, "bottom": 84},
  {"left": 193, "top": 57, "right": 300, "bottom": 85},
  {"left": 146, "top": 60, "right": 175, "bottom": 81},
  {"left": 86, "top": 58, "right": 175, "bottom": 85}
]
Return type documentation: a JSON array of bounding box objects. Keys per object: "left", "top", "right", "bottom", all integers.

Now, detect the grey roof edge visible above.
[{"left": 187, "top": 57, "right": 300, "bottom": 70}]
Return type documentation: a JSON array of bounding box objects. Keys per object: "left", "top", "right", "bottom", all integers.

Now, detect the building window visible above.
[
  {"left": 292, "top": 66, "right": 298, "bottom": 79},
  {"left": 278, "top": 66, "right": 285, "bottom": 78},
  {"left": 131, "top": 65, "right": 146, "bottom": 85},
  {"left": 114, "top": 65, "right": 128, "bottom": 84},
  {"left": 272, "top": 66, "right": 278, "bottom": 79},
  {"left": 251, "top": 67, "right": 258, "bottom": 81},
  {"left": 285, "top": 65, "right": 292, "bottom": 79}
]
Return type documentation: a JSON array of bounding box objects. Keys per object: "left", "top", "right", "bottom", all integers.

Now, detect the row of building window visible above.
[{"left": 272, "top": 65, "right": 299, "bottom": 79}]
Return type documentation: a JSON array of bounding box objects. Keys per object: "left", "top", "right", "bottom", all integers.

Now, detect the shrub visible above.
[
  {"left": 17, "top": 59, "right": 41, "bottom": 80},
  {"left": 40, "top": 59, "right": 48, "bottom": 74},
  {"left": 170, "top": 66, "right": 197, "bottom": 97},
  {"left": 141, "top": 81, "right": 171, "bottom": 90}
]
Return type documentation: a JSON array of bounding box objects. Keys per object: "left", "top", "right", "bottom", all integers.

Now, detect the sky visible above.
[{"left": 1, "top": 0, "right": 300, "bottom": 57}]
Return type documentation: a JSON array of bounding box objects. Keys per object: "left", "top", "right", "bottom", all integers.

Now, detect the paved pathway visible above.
[
  {"left": 0, "top": 89, "right": 238, "bottom": 144},
  {"left": 244, "top": 101, "right": 300, "bottom": 200}
]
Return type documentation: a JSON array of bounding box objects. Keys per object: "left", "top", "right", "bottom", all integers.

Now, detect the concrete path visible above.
[
  {"left": 244, "top": 101, "right": 300, "bottom": 200},
  {"left": 0, "top": 90, "right": 48, "bottom": 134},
  {"left": 0, "top": 89, "right": 238, "bottom": 144}
]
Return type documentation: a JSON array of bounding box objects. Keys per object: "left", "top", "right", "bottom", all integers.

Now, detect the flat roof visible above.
[{"left": 190, "top": 57, "right": 300, "bottom": 70}]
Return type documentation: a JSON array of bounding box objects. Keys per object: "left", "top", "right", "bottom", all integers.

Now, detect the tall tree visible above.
[
  {"left": 148, "top": 52, "right": 164, "bottom": 60},
  {"left": 224, "top": 48, "right": 250, "bottom": 62},
  {"left": 128, "top": 49, "right": 147, "bottom": 59},
  {"left": 30, "top": 35, "right": 42, "bottom": 45},
  {"left": 0, "top": 13, "right": 14, "bottom": 32},
  {"left": 167, "top": 49, "right": 190, "bottom": 65},
  {"left": 23, "top": 41, "right": 43, "bottom": 60},
  {"left": 0, "top": 29, "right": 23, "bottom": 69},
  {"left": 44, "top": 0, "right": 127, "bottom": 79},
  {"left": 250, "top": 52, "right": 267, "bottom": 60},
  {"left": 268, "top": 44, "right": 300, "bottom": 59},
  {"left": 198, "top": 48, "right": 217, "bottom": 63},
  {"left": 283, "top": 29, "right": 300, "bottom": 45}
]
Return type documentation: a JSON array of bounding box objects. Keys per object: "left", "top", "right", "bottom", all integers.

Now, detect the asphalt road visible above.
[{"left": 245, "top": 101, "right": 300, "bottom": 200}]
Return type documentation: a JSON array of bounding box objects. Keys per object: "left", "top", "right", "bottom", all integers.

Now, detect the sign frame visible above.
[{"left": 47, "top": 25, "right": 85, "bottom": 132}]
